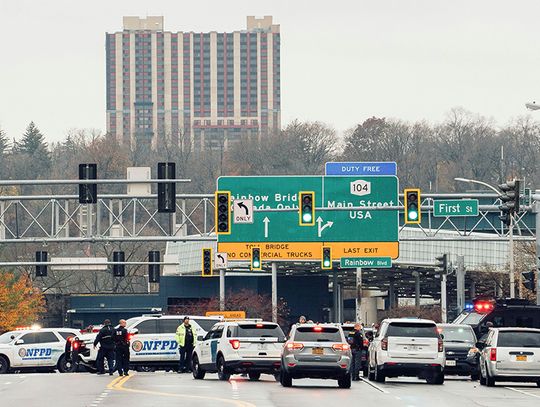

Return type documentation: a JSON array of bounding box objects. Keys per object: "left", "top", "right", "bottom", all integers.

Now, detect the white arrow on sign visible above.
[
  {"left": 317, "top": 216, "right": 334, "bottom": 238},
  {"left": 263, "top": 217, "right": 270, "bottom": 238},
  {"left": 215, "top": 252, "right": 228, "bottom": 269}
]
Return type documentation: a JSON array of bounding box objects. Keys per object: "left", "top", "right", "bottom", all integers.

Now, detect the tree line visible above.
[{"left": 1, "top": 108, "right": 539, "bottom": 194}]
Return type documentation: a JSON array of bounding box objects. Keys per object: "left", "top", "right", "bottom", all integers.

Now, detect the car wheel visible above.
[
  {"left": 191, "top": 355, "right": 205, "bottom": 380},
  {"left": 280, "top": 370, "right": 292, "bottom": 387},
  {"left": 217, "top": 356, "right": 230, "bottom": 381},
  {"left": 479, "top": 369, "right": 486, "bottom": 386},
  {"left": 0, "top": 356, "right": 9, "bottom": 374},
  {"left": 136, "top": 366, "right": 156, "bottom": 373},
  {"left": 248, "top": 372, "right": 261, "bottom": 381},
  {"left": 338, "top": 373, "right": 352, "bottom": 389},
  {"left": 485, "top": 364, "right": 495, "bottom": 387},
  {"left": 368, "top": 363, "right": 375, "bottom": 381},
  {"left": 57, "top": 354, "right": 75, "bottom": 373},
  {"left": 374, "top": 364, "right": 385, "bottom": 383},
  {"left": 426, "top": 371, "right": 444, "bottom": 385}
]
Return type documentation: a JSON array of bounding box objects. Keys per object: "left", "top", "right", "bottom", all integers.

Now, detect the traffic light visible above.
[
  {"left": 498, "top": 179, "right": 520, "bottom": 226},
  {"left": 78, "top": 163, "right": 97, "bottom": 204},
  {"left": 35, "top": 251, "right": 47, "bottom": 277},
  {"left": 215, "top": 191, "right": 231, "bottom": 234},
  {"left": 148, "top": 250, "right": 160, "bottom": 283},
  {"left": 157, "top": 162, "right": 176, "bottom": 213},
  {"left": 404, "top": 188, "right": 421, "bottom": 224},
  {"left": 299, "top": 191, "right": 315, "bottom": 226},
  {"left": 322, "top": 246, "right": 332, "bottom": 270},
  {"left": 202, "top": 248, "right": 213, "bottom": 277},
  {"left": 435, "top": 253, "right": 448, "bottom": 273},
  {"left": 522, "top": 271, "right": 536, "bottom": 292},
  {"left": 251, "top": 247, "right": 262, "bottom": 270},
  {"left": 112, "top": 251, "right": 125, "bottom": 277}
]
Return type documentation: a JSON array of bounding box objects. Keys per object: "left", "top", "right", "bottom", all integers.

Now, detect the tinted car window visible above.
[
  {"left": 294, "top": 327, "right": 342, "bottom": 342},
  {"left": 135, "top": 320, "right": 158, "bottom": 334},
  {"left": 36, "top": 332, "right": 60, "bottom": 343},
  {"left": 235, "top": 324, "right": 286, "bottom": 341},
  {"left": 19, "top": 333, "right": 39, "bottom": 345},
  {"left": 159, "top": 319, "right": 182, "bottom": 334},
  {"left": 439, "top": 326, "right": 475, "bottom": 343},
  {"left": 58, "top": 331, "right": 76, "bottom": 340},
  {"left": 497, "top": 331, "right": 540, "bottom": 347},
  {"left": 211, "top": 327, "right": 224, "bottom": 339},
  {"left": 192, "top": 318, "right": 220, "bottom": 332},
  {"left": 387, "top": 323, "right": 438, "bottom": 338}
]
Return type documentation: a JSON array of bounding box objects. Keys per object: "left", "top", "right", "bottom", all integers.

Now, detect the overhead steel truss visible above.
[{"left": 0, "top": 190, "right": 536, "bottom": 244}]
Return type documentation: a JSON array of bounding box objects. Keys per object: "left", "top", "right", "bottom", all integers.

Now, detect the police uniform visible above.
[
  {"left": 114, "top": 326, "right": 130, "bottom": 376},
  {"left": 93, "top": 324, "right": 116, "bottom": 375},
  {"left": 347, "top": 328, "right": 364, "bottom": 380}
]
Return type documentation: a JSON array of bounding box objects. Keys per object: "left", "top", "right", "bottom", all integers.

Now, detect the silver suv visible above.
[
  {"left": 478, "top": 327, "right": 540, "bottom": 387},
  {"left": 280, "top": 323, "right": 352, "bottom": 388}
]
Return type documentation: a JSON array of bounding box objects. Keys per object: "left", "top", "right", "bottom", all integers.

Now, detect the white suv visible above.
[
  {"left": 78, "top": 314, "right": 221, "bottom": 371},
  {"left": 368, "top": 318, "right": 445, "bottom": 384},
  {"left": 191, "top": 321, "right": 286, "bottom": 381},
  {"left": 0, "top": 328, "right": 81, "bottom": 374}
]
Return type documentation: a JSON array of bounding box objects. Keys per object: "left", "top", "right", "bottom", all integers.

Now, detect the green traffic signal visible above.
[
  {"left": 251, "top": 247, "right": 262, "bottom": 270},
  {"left": 299, "top": 191, "right": 315, "bottom": 226}
]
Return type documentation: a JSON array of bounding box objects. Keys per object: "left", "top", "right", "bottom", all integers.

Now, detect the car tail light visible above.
[
  {"left": 313, "top": 326, "right": 323, "bottom": 332},
  {"left": 490, "top": 348, "right": 497, "bottom": 361},
  {"left": 286, "top": 342, "right": 304, "bottom": 351},
  {"left": 332, "top": 343, "right": 351, "bottom": 352},
  {"left": 438, "top": 338, "right": 444, "bottom": 352},
  {"left": 229, "top": 339, "right": 240, "bottom": 350},
  {"left": 363, "top": 339, "right": 369, "bottom": 347},
  {"left": 256, "top": 323, "right": 264, "bottom": 328},
  {"left": 381, "top": 338, "right": 388, "bottom": 351},
  {"left": 127, "top": 333, "right": 134, "bottom": 341}
]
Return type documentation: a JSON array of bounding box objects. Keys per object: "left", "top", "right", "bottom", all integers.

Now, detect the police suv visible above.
[
  {"left": 77, "top": 315, "right": 221, "bottom": 371},
  {"left": 191, "top": 321, "right": 286, "bottom": 381},
  {"left": 0, "top": 328, "right": 81, "bottom": 374}
]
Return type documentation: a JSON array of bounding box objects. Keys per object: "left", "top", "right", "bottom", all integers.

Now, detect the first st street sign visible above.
[{"left": 217, "top": 176, "right": 399, "bottom": 261}]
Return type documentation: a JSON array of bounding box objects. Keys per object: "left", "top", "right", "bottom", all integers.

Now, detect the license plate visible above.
[
  {"left": 312, "top": 347, "right": 324, "bottom": 355},
  {"left": 516, "top": 355, "right": 528, "bottom": 362},
  {"left": 257, "top": 343, "right": 267, "bottom": 350},
  {"left": 407, "top": 345, "right": 418, "bottom": 351},
  {"left": 445, "top": 360, "right": 456, "bottom": 366}
]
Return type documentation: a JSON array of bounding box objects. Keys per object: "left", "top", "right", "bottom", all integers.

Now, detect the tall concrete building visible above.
[{"left": 106, "top": 16, "right": 281, "bottom": 150}]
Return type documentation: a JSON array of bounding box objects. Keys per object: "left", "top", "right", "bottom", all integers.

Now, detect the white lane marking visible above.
[
  {"left": 359, "top": 378, "right": 390, "bottom": 394},
  {"left": 505, "top": 387, "right": 540, "bottom": 399},
  {"left": 230, "top": 379, "right": 240, "bottom": 400}
]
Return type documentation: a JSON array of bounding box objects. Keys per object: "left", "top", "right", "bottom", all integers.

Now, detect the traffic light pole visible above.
[
  {"left": 456, "top": 256, "right": 465, "bottom": 312},
  {"left": 356, "top": 267, "right": 362, "bottom": 323},
  {"left": 219, "top": 269, "right": 225, "bottom": 311},
  {"left": 509, "top": 214, "right": 515, "bottom": 298},
  {"left": 271, "top": 262, "right": 278, "bottom": 323},
  {"left": 441, "top": 271, "right": 447, "bottom": 323},
  {"left": 535, "top": 190, "right": 540, "bottom": 305}
]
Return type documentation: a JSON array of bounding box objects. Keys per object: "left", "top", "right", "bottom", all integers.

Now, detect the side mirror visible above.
[
  {"left": 129, "top": 328, "right": 139, "bottom": 335},
  {"left": 197, "top": 335, "right": 203, "bottom": 342},
  {"left": 475, "top": 341, "right": 485, "bottom": 350},
  {"left": 10, "top": 335, "right": 15, "bottom": 340},
  {"left": 15, "top": 339, "right": 25, "bottom": 345},
  {"left": 440, "top": 334, "right": 444, "bottom": 340}
]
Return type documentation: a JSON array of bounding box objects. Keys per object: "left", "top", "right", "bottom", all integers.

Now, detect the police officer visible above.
[
  {"left": 114, "top": 319, "right": 130, "bottom": 376},
  {"left": 175, "top": 316, "right": 197, "bottom": 373},
  {"left": 93, "top": 319, "right": 116, "bottom": 375},
  {"left": 347, "top": 323, "right": 364, "bottom": 381}
]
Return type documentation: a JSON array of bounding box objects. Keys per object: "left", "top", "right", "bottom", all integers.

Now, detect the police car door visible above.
[
  {"left": 13, "top": 332, "right": 61, "bottom": 367},
  {"left": 155, "top": 319, "right": 181, "bottom": 362},
  {"left": 130, "top": 319, "right": 161, "bottom": 362}
]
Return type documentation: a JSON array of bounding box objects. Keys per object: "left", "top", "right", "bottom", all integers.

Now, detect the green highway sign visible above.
[
  {"left": 340, "top": 257, "right": 392, "bottom": 268},
  {"left": 216, "top": 176, "right": 399, "bottom": 260},
  {"left": 433, "top": 199, "right": 479, "bottom": 217}
]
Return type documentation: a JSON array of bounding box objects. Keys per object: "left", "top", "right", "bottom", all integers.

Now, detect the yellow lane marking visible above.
[{"left": 107, "top": 374, "right": 256, "bottom": 407}]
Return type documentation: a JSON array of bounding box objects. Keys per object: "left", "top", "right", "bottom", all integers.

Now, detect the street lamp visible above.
[
  {"left": 455, "top": 177, "right": 516, "bottom": 299},
  {"left": 454, "top": 177, "right": 501, "bottom": 195}
]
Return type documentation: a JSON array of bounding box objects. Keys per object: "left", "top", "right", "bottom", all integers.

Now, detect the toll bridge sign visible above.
[{"left": 216, "top": 176, "right": 399, "bottom": 261}]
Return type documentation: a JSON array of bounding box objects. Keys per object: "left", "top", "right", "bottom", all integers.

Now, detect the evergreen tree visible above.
[
  {"left": 15, "top": 122, "right": 49, "bottom": 157},
  {"left": 0, "top": 128, "right": 9, "bottom": 156}
]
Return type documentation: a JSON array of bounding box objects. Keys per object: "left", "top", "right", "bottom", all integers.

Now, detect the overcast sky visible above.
[{"left": 1, "top": 0, "right": 540, "bottom": 142}]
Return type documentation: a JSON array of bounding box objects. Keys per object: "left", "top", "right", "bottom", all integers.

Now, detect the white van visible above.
[{"left": 78, "top": 315, "right": 221, "bottom": 371}]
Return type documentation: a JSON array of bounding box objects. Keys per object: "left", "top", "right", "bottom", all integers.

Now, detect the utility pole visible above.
[
  {"left": 356, "top": 268, "right": 362, "bottom": 323},
  {"left": 435, "top": 254, "right": 448, "bottom": 323},
  {"left": 456, "top": 255, "right": 465, "bottom": 313},
  {"left": 535, "top": 190, "right": 540, "bottom": 305}
]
